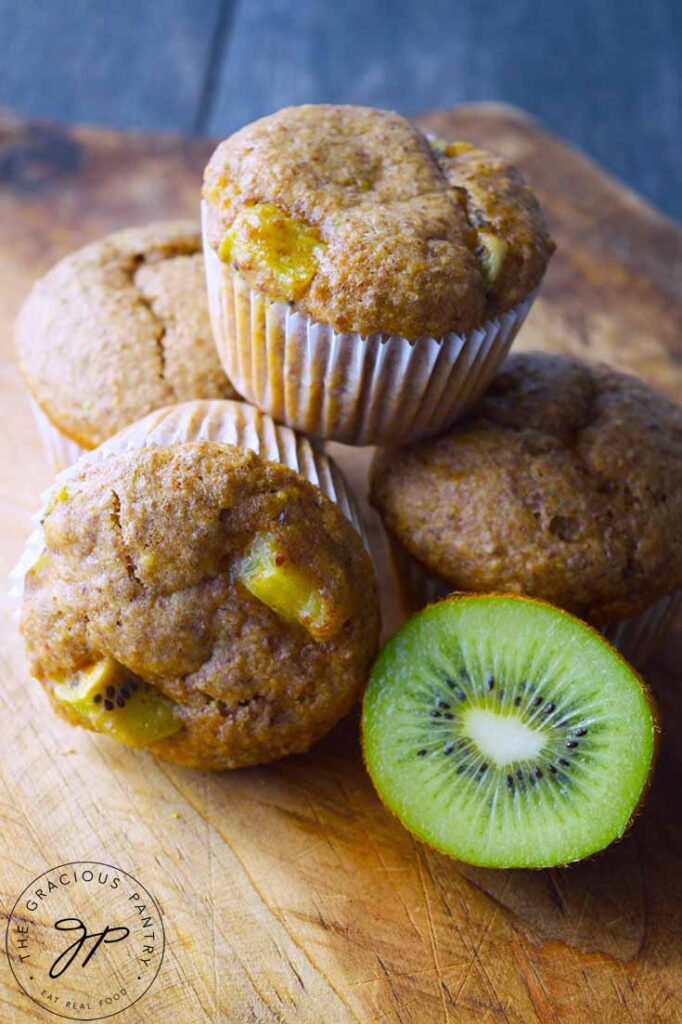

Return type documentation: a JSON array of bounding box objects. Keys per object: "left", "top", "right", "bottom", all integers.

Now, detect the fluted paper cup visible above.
[
  {"left": 29, "top": 398, "right": 89, "bottom": 470},
  {"left": 11, "top": 400, "right": 369, "bottom": 609},
  {"left": 387, "top": 537, "right": 681, "bottom": 668},
  {"left": 201, "top": 201, "right": 537, "bottom": 446}
]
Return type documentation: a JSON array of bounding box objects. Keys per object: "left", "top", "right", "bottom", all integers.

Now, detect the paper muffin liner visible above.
[
  {"left": 201, "top": 201, "right": 537, "bottom": 446},
  {"left": 10, "top": 400, "right": 369, "bottom": 611},
  {"left": 387, "top": 537, "right": 681, "bottom": 668},
  {"left": 29, "top": 397, "right": 90, "bottom": 470}
]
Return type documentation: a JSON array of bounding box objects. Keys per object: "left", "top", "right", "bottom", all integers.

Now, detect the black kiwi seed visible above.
[
  {"left": 106, "top": 685, "right": 115, "bottom": 698},
  {"left": 129, "top": 680, "right": 139, "bottom": 692},
  {"left": 405, "top": 629, "right": 602, "bottom": 832},
  {"left": 116, "top": 697, "right": 125, "bottom": 708},
  {"left": 93, "top": 694, "right": 102, "bottom": 704},
  {"left": 104, "top": 699, "right": 114, "bottom": 710}
]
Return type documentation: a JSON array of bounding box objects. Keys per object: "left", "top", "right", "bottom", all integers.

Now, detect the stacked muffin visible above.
[
  {"left": 202, "top": 105, "right": 553, "bottom": 444},
  {"left": 14, "top": 103, "right": 680, "bottom": 773}
]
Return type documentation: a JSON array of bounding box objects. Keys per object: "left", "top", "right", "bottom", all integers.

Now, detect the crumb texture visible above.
[
  {"left": 371, "top": 353, "right": 682, "bottom": 623},
  {"left": 203, "top": 105, "right": 553, "bottom": 339},
  {"left": 16, "top": 221, "right": 237, "bottom": 448},
  {"left": 21, "top": 442, "right": 380, "bottom": 768}
]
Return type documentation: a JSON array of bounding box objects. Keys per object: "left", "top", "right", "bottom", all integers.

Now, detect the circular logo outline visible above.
[{"left": 5, "top": 860, "right": 165, "bottom": 1021}]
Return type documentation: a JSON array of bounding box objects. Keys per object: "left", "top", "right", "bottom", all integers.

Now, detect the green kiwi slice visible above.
[{"left": 362, "top": 595, "right": 657, "bottom": 869}]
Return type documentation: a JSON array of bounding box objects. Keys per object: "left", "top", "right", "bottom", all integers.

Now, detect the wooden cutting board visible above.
[{"left": 1, "top": 104, "right": 681, "bottom": 1024}]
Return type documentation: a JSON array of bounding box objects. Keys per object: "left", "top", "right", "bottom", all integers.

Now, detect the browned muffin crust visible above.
[
  {"left": 16, "top": 221, "right": 237, "bottom": 449},
  {"left": 203, "top": 104, "right": 554, "bottom": 339},
  {"left": 21, "top": 442, "right": 380, "bottom": 769},
  {"left": 371, "top": 353, "right": 682, "bottom": 624},
  {"left": 435, "top": 143, "right": 554, "bottom": 318}
]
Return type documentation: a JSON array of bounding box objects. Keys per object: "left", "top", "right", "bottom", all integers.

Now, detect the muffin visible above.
[
  {"left": 16, "top": 220, "right": 238, "bottom": 469},
  {"left": 202, "top": 104, "right": 554, "bottom": 445},
  {"left": 371, "top": 352, "right": 682, "bottom": 664},
  {"left": 18, "top": 402, "right": 380, "bottom": 769}
]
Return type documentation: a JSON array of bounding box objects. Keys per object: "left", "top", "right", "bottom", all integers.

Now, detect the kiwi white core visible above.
[{"left": 464, "top": 707, "right": 545, "bottom": 764}]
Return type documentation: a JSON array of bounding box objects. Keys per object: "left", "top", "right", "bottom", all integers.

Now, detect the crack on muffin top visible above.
[
  {"left": 15, "top": 221, "right": 237, "bottom": 449},
  {"left": 129, "top": 257, "right": 174, "bottom": 399},
  {"left": 371, "top": 352, "right": 682, "bottom": 623},
  {"left": 203, "top": 105, "right": 553, "bottom": 339}
]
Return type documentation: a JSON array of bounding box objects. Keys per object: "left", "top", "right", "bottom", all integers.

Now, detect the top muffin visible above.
[
  {"left": 16, "top": 220, "right": 237, "bottom": 449},
  {"left": 203, "top": 105, "right": 554, "bottom": 339},
  {"left": 371, "top": 353, "right": 682, "bottom": 624}
]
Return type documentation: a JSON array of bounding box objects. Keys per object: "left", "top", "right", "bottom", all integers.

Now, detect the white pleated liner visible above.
[
  {"left": 201, "top": 201, "right": 536, "bottom": 446},
  {"left": 30, "top": 398, "right": 89, "bottom": 470},
  {"left": 388, "top": 536, "right": 681, "bottom": 669},
  {"left": 10, "top": 400, "right": 370, "bottom": 610}
]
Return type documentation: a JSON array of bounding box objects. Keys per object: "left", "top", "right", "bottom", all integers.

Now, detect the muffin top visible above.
[
  {"left": 203, "top": 104, "right": 554, "bottom": 339},
  {"left": 16, "top": 221, "right": 237, "bottom": 449},
  {"left": 371, "top": 353, "right": 682, "bottom": 624},
  {"left": 21, "top": 442, "right": 380, "bottom": 769}
]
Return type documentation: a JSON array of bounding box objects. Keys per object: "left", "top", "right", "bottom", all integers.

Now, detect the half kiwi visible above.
[{"left": 362, "top": 595, "right": 657, "bottom": 869}]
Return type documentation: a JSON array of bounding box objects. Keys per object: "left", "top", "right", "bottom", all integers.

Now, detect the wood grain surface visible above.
[{"left": 1, "top": 103, "right": 681, "bottom": 1023}]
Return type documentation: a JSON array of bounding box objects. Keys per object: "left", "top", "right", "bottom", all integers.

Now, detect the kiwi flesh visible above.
[
  {"left": 362, "top": 595, "right": 657, "bottom": 869},
  {"left": 237, "top": 532, "right": 341, "bottom": 641},
  {"left": 475, "top": 230, "right": 508, "bottom": 290},
  {"left": 53, "top": 658, "right": 181, "bottom": 748}
]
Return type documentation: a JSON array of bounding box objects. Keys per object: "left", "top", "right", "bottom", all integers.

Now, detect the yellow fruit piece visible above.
[
  {"left": 237, "top": 533, "right": 340, "bottom": 641},
  {"left": 476, "top": 230, "right": 508, "bottom": 290},
  {"left": 429, "top": 138, "right": 475, "bottom": 158},
  {"left": 45, "top": 485, "right": 69, "bottom": 515},
  {"left": 28, "top": 550, "right": 49, "bottom": 576},
  {"left": 219, "top": 203, "right": 325, "bottom": 301},
  {"left": 53, "top": 657, "right": 181, "bottom": 749}
]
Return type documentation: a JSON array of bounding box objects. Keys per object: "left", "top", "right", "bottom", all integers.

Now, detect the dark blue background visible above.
[{"left": 1, "top": 0, "right": 680, "bottom": 221}]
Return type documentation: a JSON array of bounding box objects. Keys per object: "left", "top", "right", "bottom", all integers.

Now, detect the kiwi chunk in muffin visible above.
[
  {"left": 475, "top": 230, "right": 508, "bottom": 289},
  {"left": 54, "top": 658, "right": 180, "bottom": 748},
  {"left": 219, "top": 203, "right": 325, "bottom": 301},
  {"left": 237, "top": 532, "right": 342, "bottom": 641}
]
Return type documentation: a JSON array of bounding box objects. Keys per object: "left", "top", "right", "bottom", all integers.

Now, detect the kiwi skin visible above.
[{"left": 361, "top": 592, "right": 660, "bottom": 870}]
